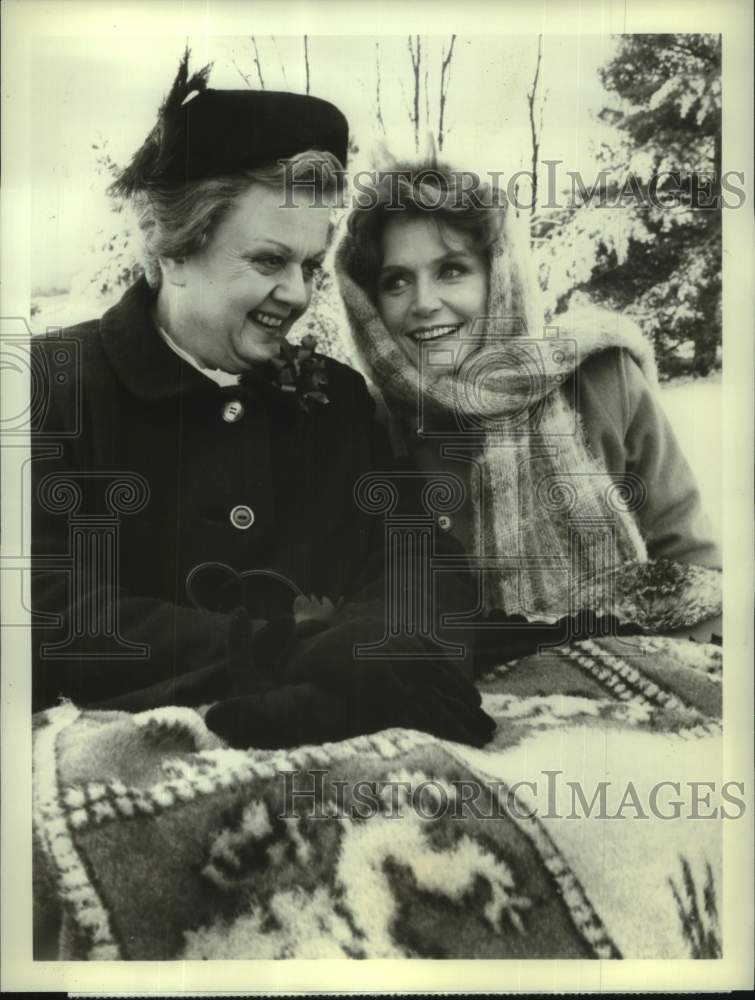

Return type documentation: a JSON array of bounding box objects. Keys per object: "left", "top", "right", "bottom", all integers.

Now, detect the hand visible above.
[
  {"left": 205, "top": 683, "right": 352, "bottom": 750},
  {"left": 475, "top": 610, "right": 645, "bottom": 673},
  {"left": 226, "top": 610, "right": 297, "bottom": 697},
  {"left": 216, "top": 611, "right": 497, "bottom": 748},
  {"left": 283, "top": 616, "right": 496, "bottom": 747}
]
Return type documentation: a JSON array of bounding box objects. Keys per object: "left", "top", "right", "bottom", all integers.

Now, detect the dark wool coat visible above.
[{"left": 31, "top": 278, "right": 397, "bottom": 711}]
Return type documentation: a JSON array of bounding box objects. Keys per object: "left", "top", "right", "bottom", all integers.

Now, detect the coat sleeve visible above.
[
  {"left": 618, "top": 351, "right": 721, "bottom": 570},
  {"left": 31, "top": 386, "right": 238, "bottom": 712}
]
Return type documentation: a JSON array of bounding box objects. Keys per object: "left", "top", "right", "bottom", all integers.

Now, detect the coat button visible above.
[
  {"left": 437, "top": 514, "right": 453, "bottom": 532},
  {"left": 222, "top": 400, "right": 245, "bottom": 423},
  {"left": 229, "top": 504, "right": 255, "bottom": 530}
]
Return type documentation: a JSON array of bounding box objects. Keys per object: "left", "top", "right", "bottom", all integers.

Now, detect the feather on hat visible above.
[{"left": 110, "top": 47, "right": 348, "bottom": 197}]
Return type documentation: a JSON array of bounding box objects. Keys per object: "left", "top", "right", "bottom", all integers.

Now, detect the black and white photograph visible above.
[{"left": 1, "top": 0, "right": 752, "bottom": 992}]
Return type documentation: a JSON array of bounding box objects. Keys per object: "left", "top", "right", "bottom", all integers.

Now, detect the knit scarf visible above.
[{"left": 334, "top": 207, "right": 655, "bottom": 621}]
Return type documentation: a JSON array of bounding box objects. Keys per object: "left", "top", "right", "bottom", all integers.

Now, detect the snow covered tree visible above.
[
  {"left": 73, "top": 138, "right": 143, "bottom": 306},
  {"left": 537, "top": 34, "right": 721, "bottom": 378}
]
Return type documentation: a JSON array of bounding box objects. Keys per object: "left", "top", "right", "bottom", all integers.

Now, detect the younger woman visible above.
[{"left": 336, "top": 166, "right": 720, "bottom": 627}]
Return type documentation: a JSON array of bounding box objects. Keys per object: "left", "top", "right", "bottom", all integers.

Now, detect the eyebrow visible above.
[
  {"left": 249, "top": 239, "right": 291, "bottom": 253},
  {"left": 379, "top": 249, "right": 472, "bottom": 272},
  {"left": 245, "top": 239, "right": 326, "bottom": 262}
]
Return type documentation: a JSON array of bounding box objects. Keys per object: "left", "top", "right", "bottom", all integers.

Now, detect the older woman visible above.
[
  {"left": 336, "top": 165, "right": 721, "bottom": 644},
  {"left": 31, "top": 60, "right": 494, "bottom": 748}
]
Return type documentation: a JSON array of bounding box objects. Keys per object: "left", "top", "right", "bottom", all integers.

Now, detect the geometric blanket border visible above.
[{"left": 33, "top": 703, "right": 122, "bottom": 960}]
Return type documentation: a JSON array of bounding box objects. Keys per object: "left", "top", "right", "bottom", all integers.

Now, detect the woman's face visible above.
[
  {"left": 162, "top": 183, "right": 331, "bottom": 372},
  {"left": 377, "top": 215, "right": 489, "bottom": 374}
]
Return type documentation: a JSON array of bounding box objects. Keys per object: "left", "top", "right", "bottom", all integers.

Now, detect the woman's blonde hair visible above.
[{"left": 131, "top": 149, "right": 344, "bottom": 288}]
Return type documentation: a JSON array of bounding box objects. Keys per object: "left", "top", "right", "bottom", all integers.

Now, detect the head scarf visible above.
[{"left": 335, "top": 187, "right": 654, "bottom": 620}]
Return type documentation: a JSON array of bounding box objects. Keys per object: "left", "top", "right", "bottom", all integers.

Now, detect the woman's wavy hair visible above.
[
  {"left": 346, "top": 164, "right": 505, "bottom": 303},
  {"left": 128, "top": 149, "right": 344, "bottom": 288}
]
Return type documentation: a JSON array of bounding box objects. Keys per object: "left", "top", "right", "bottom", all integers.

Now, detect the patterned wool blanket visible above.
[{"left": 33, "top": 630, "right": 724, "bottom": 961}]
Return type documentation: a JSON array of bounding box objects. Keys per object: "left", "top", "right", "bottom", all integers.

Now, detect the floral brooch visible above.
[{"left": 271, "top": 334, "right": 329, "bottom": 412}]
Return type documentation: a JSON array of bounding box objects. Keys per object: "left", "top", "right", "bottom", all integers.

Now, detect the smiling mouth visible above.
[
  {"left": 408, "top": 324, "right": 463, "bottom": 343},
  {"left": 248, "top": 309, "right": 288, "bottom": 332}
]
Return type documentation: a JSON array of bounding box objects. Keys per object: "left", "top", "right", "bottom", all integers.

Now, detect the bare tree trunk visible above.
[
  {"left": 304, "top": 36, "right": 310, "bottom": 95},
  {"left": 424, "top": 65, "right": 430, "bottom": 134},
  {"left": 437, "top": 35, "right": 456, "bottom": 152},
  {"left": 526, "top": 34, "right": 544, "bottom": 216},
  {"left": 408, "top": 35, "right": 422, "bottom": 151},
  {"left": 375, "top": 42, "right": 386, "bottom": 134},
  {"left": 272, "top": 37, "right": 289, "bottom": 87},
  {"left": 250, "top": 36, "right": 266, "bottom": 89}
]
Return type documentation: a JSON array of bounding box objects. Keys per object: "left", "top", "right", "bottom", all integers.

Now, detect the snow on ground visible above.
[
  {"left": 30, "top": 291, "right": 107, "bottom": 333},
  {"left": 658, "top": 372, "right": 722, "bottom": 536},
  {"left": 30, "top": 292, "right": 722, "bottom": 540}
]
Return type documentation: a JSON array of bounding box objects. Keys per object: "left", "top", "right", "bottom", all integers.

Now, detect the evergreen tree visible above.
[{"left": 539, "top": 34, "right": 721, "bottom": 378}]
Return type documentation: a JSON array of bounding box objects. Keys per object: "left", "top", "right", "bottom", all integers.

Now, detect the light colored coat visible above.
[{"left": 405, "top": 347, "right": 721, "bottom": 572}]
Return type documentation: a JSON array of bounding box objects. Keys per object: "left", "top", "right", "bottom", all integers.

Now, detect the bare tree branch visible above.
[
  {"left": 424, "top": 64, "right": 430, "bottom": 134},
  {"left": 408, "top": 35, "right": 422, "bottom": 151},
  {"left": 303, "top": 36, "right": 310, "bottom": 95},
  {"left": 272, "top": 36, "right": 289, "bottom": 87},
  {"left": 526, "top": 34, "right": 544, "bottom": 215},
  {"left": 250, "top": 36, "right": 266, "bottom": 89},
  {"left": 232, "top": 58, "right": 254, "bottom": 88},
  {"left": 437, "top": 34, "right": 456, "bottom": 152},
  {"left": 375, "top": 42, "right": 386, "bottom": 135},
  {"left": 539, "top": 86, "right": 548, "bottom": 155},
  {"left": 398, "top": 77, "right": 413, "bottom": 124}
]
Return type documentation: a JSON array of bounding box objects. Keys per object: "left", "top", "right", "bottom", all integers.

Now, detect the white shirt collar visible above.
[{"left": 157, "top": 324, "right": 241, "bottom": 388}]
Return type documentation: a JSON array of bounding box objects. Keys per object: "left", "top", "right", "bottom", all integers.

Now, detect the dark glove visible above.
[
  {"left": 204, "top": 682, "right": 352, "bottom": 750},
  {"left": 225, "top": 609, "right": 298, "bottom": 697},
  {"left": 207, "top": 614, "right": 496, "bottom": 750},
  {"left": 224, "top": 596, "right": 341, "bottom": 697},
  {"left": 474, "top": 610, "right": 644, "bottom": 675},
  {"left": 282, "top": 615, "right": 496, "bottom": 747}
]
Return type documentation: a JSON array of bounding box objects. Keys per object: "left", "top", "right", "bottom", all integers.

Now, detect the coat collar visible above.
[
  {"left": 99, "top": 275, "right": 316, "bottom": 408},
  {"left": 100, "top": 276, "right": 214, "bottom": 400}
]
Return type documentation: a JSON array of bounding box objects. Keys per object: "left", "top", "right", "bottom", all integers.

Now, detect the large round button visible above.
[
  {"left": 437, "top": 514, "right": 453, "bottom": 532},
  {"left": 229, "top": 504, "right": 255, "bottom": 530},
  {"left": 222, "top": 400, "right": 245, "bottom": 423}
]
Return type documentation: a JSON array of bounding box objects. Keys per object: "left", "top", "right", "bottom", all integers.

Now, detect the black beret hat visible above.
[{"left": 111, "top": 49, "right": 348, "bottom": 197}]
